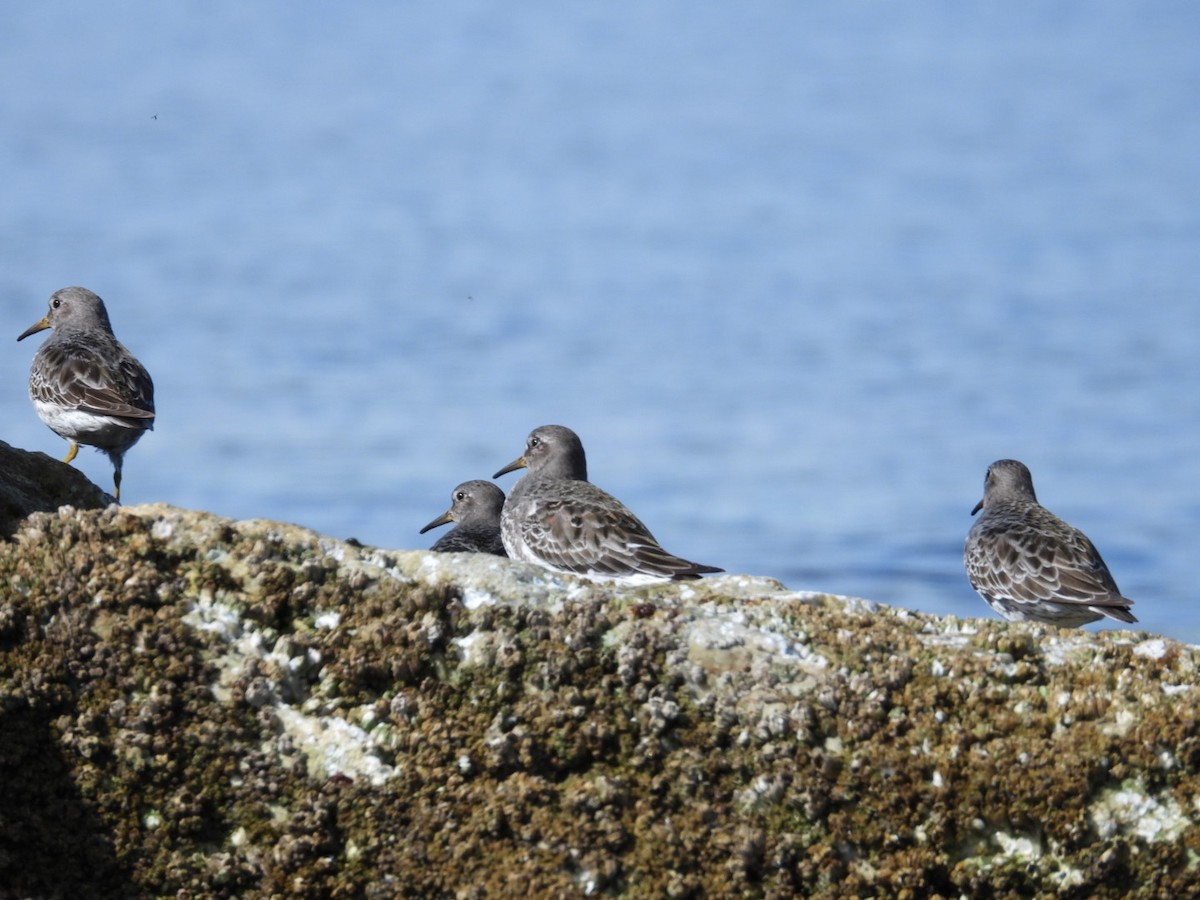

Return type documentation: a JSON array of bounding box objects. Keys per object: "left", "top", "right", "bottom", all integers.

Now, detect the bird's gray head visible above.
[
  {"left": 17, "top": 286, "right": 115, "bottom": 342},
  {"left": 972, "top": 458, "right": 1037, "bottom": 515},
  {"left": 494, "top": 424, "right": 588, "bottom": 481},
  {"left": 420, "top": 480, "right": 506, "bottom": 534},
  {"left": 450, "top": 480, "right": 505, "bottom": 519}
]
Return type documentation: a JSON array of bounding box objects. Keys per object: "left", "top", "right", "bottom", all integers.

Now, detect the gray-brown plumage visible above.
[
  {"left": 420, "top": 480, "right": 508, "bottom": 556},
  {"left": 493, "top": 424, "right": 722, "bottom": 582},
  {"left": 17, "top": 287, "right": 155, "bottom": 502},
  {"left": 964, "top": 459, "right": 1136, "bottom": 627}
]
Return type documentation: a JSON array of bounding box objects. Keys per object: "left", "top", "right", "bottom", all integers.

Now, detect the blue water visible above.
[{"left": 2, "top": 3, "right": 1198, "bottom": 640}]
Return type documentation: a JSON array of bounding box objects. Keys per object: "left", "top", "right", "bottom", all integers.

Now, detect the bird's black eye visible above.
[
  {"left": 51, "top": 297, "right": 61, "bottom": 309},
  {"left": 530, "top": 437, "right": 540, "bottom": 447},
  {"left": 455, "top": 491, "right": 466, "bottom": 501}
]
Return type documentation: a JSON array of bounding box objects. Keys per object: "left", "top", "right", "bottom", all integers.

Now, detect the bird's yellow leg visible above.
[{"left": 63, "top": 441, "right": 79, "bottom": 464}]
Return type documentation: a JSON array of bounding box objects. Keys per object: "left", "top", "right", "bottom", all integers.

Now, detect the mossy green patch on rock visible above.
[{"left": 1, "top": 502, "right": 1198, "bottom": 897}]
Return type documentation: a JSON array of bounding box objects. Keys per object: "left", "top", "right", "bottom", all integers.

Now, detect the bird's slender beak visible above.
[
  {"left": 493, "top": 455, "right": 527, "bottom": 478},
  {"left": 419, "top": 510, "right": 453, "bottom": 534},
  {"left": 970, "top": 499, "right": 984, "bottom": 516},
  {"left": 17, "top": 315, "right": 50, "bottom": 342}
]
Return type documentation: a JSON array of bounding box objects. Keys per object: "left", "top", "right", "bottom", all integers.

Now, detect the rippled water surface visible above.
[{"left": 2, "top": 3, "right": 1198, "bottom": 639}]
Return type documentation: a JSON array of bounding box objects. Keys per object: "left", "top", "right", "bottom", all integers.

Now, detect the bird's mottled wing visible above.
[
  {"left": 519, "top": 487, "right": 720, "bottom": 578},
  {"left": 33, "top": 338, "right": 155, "bottom": 426},
  {"left": 968, "top": 521, "right": 1132, "bottom": 617}
]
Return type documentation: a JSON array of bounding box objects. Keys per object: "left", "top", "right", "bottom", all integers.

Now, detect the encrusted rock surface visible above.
[
  {"left": 0, "top": 440, "right": 111, "bottom": 538},
  {"left": 1, "top": 496, "right": 1199, "bottom": 897}
]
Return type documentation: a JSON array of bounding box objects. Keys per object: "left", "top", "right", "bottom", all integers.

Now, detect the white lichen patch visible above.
[
  {"left": 415, "top": 553, "right": 445, "bottom": 577},
  {"left": 1090, "top": 779, "right": 1191, "bottom": 843},
  {"left": 993, "top": 829, "right": 1042, "bottom": 860},
  {"left": 735, "top": 773, "right": 788, "bottom": 810},
  {"left": 958, "top": 829, "right": 1082, "bottom": 888},
  {"left": 926, "top": 617, "right": 980, "bottom": 636},
  {"left": 183, "top": 594, "right": 396, "bottom": 785},
  {"left": 573, "top": 866, "right": 600, "bottom": 896},
  {"left": 697, "top": 574, "right": 785, "bottom": 595},
  {"left": 683, "top": 612, "right": 829, "bottom": 678},
  {"left": 452, "top": 631, "right": 487, "bottom": 665},
  {"left": 917, "top": 617, "right": 978, "bottom": 658},
  {"left": 317, "top": 538, "right": 346, "bottom": 562},
  {"left": 1039, "top": 632, "right": 1107, "bottom": 668},
  {"left": 417, "top": 555, "right": 575, "bottom": 611},
  {"left": 184, "top": 591, "right": 244, "bottom": 640},
  {"left": 1102, "top": 708, "right": 1139, "bottom": 738},
  {"left": 667, "top": 575, "right": 845, "bottom": 610},
  {"left": 1133, "top": 638, "right": 1170, "bottom": 661},
  {"left": 358, "top": 550, "right": 414, "bottom": 584},
  {"left": 314, "top": 611, "right": 341, "bottom": 630},
  {"left": 840, "top": 596, "right": 880, "bottom": 614},
  {"left": 461, "top": 587, "right": 498, "bottom": 610},
  {"left": 273, "top": 706, "right": 398, "bottom": 786}
]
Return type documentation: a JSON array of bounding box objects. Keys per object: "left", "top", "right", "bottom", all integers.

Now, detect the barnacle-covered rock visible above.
[{"left": 0, "top": 500, "right": 1197, "bottom": 897}]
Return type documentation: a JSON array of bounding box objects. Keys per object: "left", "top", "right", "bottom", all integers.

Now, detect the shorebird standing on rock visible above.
[
  {"left": 17, "top": 286, "right": 155, "bottom": 502},
  {"left": 965, "top": 459, "right": 1137, "bottom": 628},
  {"left": 494, "top": 424, "right": 723, "bottom": 583}
]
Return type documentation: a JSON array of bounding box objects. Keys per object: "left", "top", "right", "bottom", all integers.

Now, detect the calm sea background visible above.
[{"left": 2, "top": 3, "right": 1197, "bottom": 640}]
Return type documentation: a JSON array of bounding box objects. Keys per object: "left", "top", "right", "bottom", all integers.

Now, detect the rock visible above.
[
  {"left": 0, "top": 441, "right": 112, "bottom": 537},
  {"left": 0, "top": 502, "right": 1197, "bottom": 897}
]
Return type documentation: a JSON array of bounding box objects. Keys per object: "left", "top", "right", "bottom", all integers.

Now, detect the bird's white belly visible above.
[{"left": 33, "top": 401, "right": 138, "bottom": 441}]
